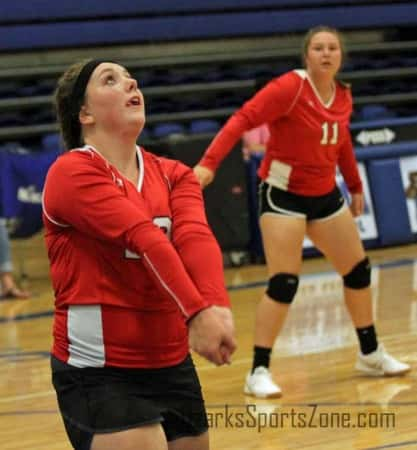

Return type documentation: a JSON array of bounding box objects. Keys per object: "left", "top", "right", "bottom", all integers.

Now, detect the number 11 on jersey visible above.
[{"left": 320, "top": 122, "right": 339, "bottom": 145}]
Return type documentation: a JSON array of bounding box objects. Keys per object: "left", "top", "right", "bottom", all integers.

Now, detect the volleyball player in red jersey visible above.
[
  {"left": 43, "top": 59, "right": 236, "bottom": 450},
  {"left": 194, "top": 26, "right": 410, "bottom": 399}
]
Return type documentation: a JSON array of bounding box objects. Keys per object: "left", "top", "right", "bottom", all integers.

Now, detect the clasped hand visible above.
[{"left": 188, "top": 306, "right": 237, "bottom": 366}]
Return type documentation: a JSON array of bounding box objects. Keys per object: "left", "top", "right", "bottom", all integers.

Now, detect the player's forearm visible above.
[
  {"left": 126, "top": 224, "right": 209, "bottom": 319},
  {"left": 174, "top": 232, "right": 230, "bottom": 308}
]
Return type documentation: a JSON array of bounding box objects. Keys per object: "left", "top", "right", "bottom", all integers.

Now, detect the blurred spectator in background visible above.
[{"left": 241, "top": 123, "right": 270, "bottom": 160}]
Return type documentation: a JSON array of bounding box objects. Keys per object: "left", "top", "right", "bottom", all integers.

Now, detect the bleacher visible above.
[
  {"left": 1, "top": 0, "right": 417, "bottom": 259},
  {"left": 2, "top": 1, "right": 417, "bottom": 50},
  {"left": 1, "top": 37, "right": 417, "bottom": 143}
]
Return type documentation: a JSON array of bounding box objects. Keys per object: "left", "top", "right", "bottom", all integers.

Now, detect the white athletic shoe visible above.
[
  {"left": 355, "top": 344, "right": 411, "bottom": 376},
  {"left": 244, "top": 366, "right": 282, "bottom": 398}
]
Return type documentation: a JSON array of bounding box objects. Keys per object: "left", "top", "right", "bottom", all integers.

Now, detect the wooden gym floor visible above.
[{"left": 0, "top": 234, "right": 416, "bottom": 450}]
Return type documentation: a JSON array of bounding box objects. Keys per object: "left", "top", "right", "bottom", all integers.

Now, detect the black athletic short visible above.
[
  {"left": 258, "top": 182, "right": 346, "bottom": 221},
  {"left": 51, "top": 353, "right": 208, "bottom": 450}
]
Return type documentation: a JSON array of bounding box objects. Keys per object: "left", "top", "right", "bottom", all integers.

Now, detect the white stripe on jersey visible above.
[
  {"left": 136, "top": 146, "right": 145, "bottom": 192},
  {"left": 143, "top": 253, "right": 189, "bottom": 318},
  {"left": 67, "top": 305, "right": 105, "bottom": 367},
  {"left": 42, "top": 190, "right": 71, "bottom": 227},
  {"left": 265, "top": 159, "right": 292, "bottom": 191}
]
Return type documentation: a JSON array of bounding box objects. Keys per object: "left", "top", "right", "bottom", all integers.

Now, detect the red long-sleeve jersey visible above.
[
  {"left": 199, "top": 70, "right": 362, "bottom": 196},
  {"left": 43, "top": 146, "right": 229, "bottom": 368}
]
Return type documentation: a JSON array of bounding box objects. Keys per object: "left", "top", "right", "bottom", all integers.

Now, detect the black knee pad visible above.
[
  {"left": 266, "top": 273, "right": 299, "bottom": 304},
  {"left": 343, "top": 257, "right": 371, "bottom": 289}
]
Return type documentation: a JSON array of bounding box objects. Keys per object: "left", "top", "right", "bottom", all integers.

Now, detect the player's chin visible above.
[
  {"left": 130, "top": 113, "right": 146, "bottom": 129},
  {"left": 319, "top": 65, "right": 334, "bottom": 74},
  {"left": 124, "top": 116, "right": 145, "bottom": 139}
]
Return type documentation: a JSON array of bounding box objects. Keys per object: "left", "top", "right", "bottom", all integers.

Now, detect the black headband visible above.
[
  {"left": 68, "top": 59, "right": 110, "bottom": 149},
  {"left": 70, "top": 59, "right": 108, "bottom": 116}
]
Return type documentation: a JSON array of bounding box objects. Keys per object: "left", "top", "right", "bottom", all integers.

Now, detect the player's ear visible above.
[{"left": 79, "top": 104, "right": 94, "bottom": 125}]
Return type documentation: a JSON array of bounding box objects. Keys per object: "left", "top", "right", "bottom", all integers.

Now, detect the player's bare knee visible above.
[
  {"left": 343, "top": 257, "right": 371, "bottom": 289},
  {"left": 266, "top": 273, "right": 299, "bottom": 304}
]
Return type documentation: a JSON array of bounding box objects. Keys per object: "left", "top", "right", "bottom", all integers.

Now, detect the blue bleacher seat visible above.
[
  {"left": 341, "top": 60, "right": 356, "bottom": 72},
  {"left": 17, "top": 85, "right": 43, "bottom": 97},
  {"left": 199, "top": 70, "right": 224, "bottom": 83},
  {"left": 30, "top": 109, "right": 55, "bottom": 125},
  {"left": 177, "top": 98, "right": 207, "bottom": 112},
  {"left": 2, "top": 2, "right": 417, "bottom": 51},
  {"left": 0, "top": 113, "right": 26, "bottom": 127},
  {"left": 351, "top": 81, "right": 376, "bottom": 96},
  {"left": 146, "top": 99, "right": 176, "bottom": 114},
  {"left": 365, "top": 58, "right": 393, "bottom": 70},
  {"left": 395, "top": 56, "right": 417, "bottom": 67},
  {"left": 358, "top": 105, "right": 397, "bottom": 121},
  {"left": 36, "top": 79, "right": 56, "bottom": 95},
  {"left": 0, "top": 82, "right": 21, "bottom": 99},
  {"left": 214, "top": 93, "right": 242, "bottom": 108},
  {"left": 189, "top": 119, "right": 220, "bottom": 134},
  {"left": 229, "top": 66, "right": 260, "bottom": 80},
  {"left": 272, "top": 62, "right": 293, "bottom": 76},
  {"left": 147, "top": 70, "right": 190, "bottom": 86},
  {"left": 152, "top": 123, "right": 186, "bottom": 139}
]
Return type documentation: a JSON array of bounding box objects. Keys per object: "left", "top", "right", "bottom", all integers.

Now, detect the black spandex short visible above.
[
  {"left": 51, "top": 353, "right": 208, "bottom": 450},
  {"left": 258, "top": 182, "right": 346, "bottom": 221}
]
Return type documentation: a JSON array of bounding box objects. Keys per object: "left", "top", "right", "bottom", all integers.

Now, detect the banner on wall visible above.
[
  {"left": 0, "top": 147, "right": 59, "bottom": 238},
  {"left": 399, "top": 155, "right": 417, "bottom": 233},
  {"left": 351, "top": 116, "right": 417, "bottom": 148},
  {"left": 303, "top": 162, "right": 378, "bottom": 248}
]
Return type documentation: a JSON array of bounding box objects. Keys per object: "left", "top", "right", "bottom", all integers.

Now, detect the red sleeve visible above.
[
  {"left": 43, "top": 151, "right": 208, "bottom": 320},
  {"left": 165, "top": 159, "right": 231, "bottom": 307},
  {"left": 338, "top": 132, "right": 363, "bottom": 194},
  {"left": 199, "top": 71, "right": 302, "bottom": 171}
]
